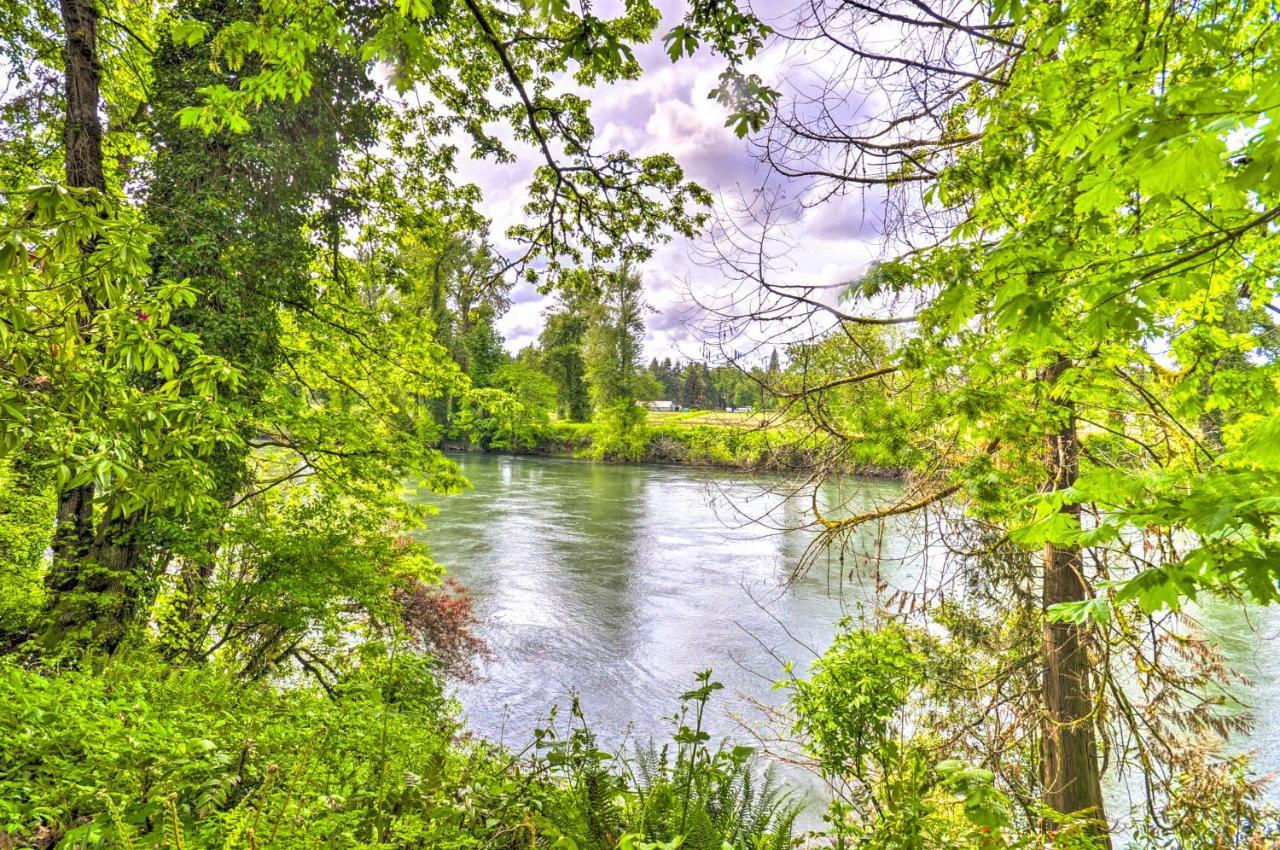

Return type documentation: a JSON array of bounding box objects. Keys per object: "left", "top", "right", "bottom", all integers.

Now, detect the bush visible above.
[
  {"left": 0, "top": 462, "right": 54, "bottom": 644},
  {"left": 0, "top": 660, "right": 803, "bottom": 850},
  {"left": 0, "top": 653, "right": 473, "bottom": 849},
  {"left": 454, "top": 388, "right": 548, "bottom": 451},
  {"left": 589, "top": 403, "right": 649, "bottom": 462}
]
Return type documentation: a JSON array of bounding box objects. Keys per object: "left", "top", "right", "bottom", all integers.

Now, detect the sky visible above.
[{"left": 451, "top": 0, "right": 894, "bottom": 364}]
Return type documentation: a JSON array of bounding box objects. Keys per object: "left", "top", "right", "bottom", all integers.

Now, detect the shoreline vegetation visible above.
[
  {"left": 449, "top": 411, "right": 907, "bottom": 478},
  {"left": 2, "top": 657, "right": 805, "bottom": 850}
]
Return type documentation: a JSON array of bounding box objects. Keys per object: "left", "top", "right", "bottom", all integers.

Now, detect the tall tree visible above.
[
  {"left": 49, "top": 0, "right": 106, "bottom": 569},
  {"left": 693, "top": 0, "right": 1280, "bottom": 839},
  {"left": 540, "top": 300, "right": 592, "bottom": 421},
  {"left": 584, "top": 266, "right": 648, "bottom": 409}
]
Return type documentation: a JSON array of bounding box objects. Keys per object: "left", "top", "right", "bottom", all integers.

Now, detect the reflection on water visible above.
[
  {"left": 407, "top": 452, "right": 1280, "bottom": 823},
  {"left": 408, "top": 453, "right": 903, "bottom": 749}
]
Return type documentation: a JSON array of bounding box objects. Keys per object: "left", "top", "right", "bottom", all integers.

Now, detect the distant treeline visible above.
[{"left": 433, "top": 265, "right": 786, "bottom": 455}]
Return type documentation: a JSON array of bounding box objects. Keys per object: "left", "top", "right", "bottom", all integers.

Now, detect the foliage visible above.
[
  {"left": 539, "top": 304, "right": 593, "bottom": 422},
  {"left": 455, "top": 387, "right": 549, "bottom": 451},
  {"left": 394, "top": 576, "right": 491, "bottom": 682},
  {"left": 785, "top": 621, "right": 1014, "bottom": 848},
  {"left": 835, "top": 0, "right": 1280, "bottom": 612},
  {"left": 0, "top": 653, "right": 459, "bottom": 850},
  {"left": 530, "top": 671, "right": 802, "bottom": 850},
  {"left": 533, "top": 416, "right": 836, "bottom": 472},
  {"left": 584, "top": 267, "right": 648, "bottom": 410},
  {"left": 492, "top": 361, "right": 559, "bottom": 419},
  {"left": 590, "top": 402, "right": 650, "bottom": 462},
  {"left": 0, "top": 461, "right": 53, "bottom": 642},
  {"left": 7, "top": 0, "right": 1280, "bottom": 844},
  {"left": 711, "top": 0, "right": 1280, "bottom": 839},
  {"left": 0, "top": 660, "right": 801, "bottom": 850},
  {"left": 151, "top": 483, "right": 445, "bottom": 679},
  {"left": 1129, "top": 747, "right": 1280, "bottom": 849},
  {"left": 0, "top": 184, "right": 243, "bottom": 517}
]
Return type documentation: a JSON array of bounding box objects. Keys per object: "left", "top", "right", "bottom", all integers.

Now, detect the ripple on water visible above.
[{"left": 409, "top": 452, "right": 1280, "bottom": 826}]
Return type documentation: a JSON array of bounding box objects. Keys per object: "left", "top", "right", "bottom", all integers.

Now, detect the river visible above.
[{"left": 407, "top": 452, "right": 1280, "bottom": 828}]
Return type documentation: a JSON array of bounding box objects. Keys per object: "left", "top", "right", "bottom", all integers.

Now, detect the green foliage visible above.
[
  {"left": 529, "top": 672, "right": 802, "bottom": 850},
  {"left": 0, "top": 184, "right": 243, "bottom": 515},
  {"left": 169, "top": 0, "right": 716, "bottom": 281},
  {"left": 785, "top": 622, "right": 1014, "bottom": 848},
  {"left": 532, "top": 416, "right": 834, "bottom": 472},
  {"left": 0, "top": 461, "right": 53, "bottom": 640},
  {"left": 155, "top": 484, "right": 443, "bottom": 672},
  {"left": 585, "top": 267, "right": 648, "bottom": 410},
  {"left": 643, "top": 421, "right": 820, "bottom": 470},
  {"left": 459, "top": 308, "right": 509, "bottom": 389},
  {"left": 590, "top": 402, "right": 650, "bottom": 462},
  {"left": 0, "top": 653, "right": 458, "bottom": 849},
  {"left": 493, "top": 361, "right": 558, "bottom": 417},
  {"left": 788, "top": 623, "right": 924, "bottom": 778},
  {"left": 881, "top": 0, "right": 1280, "bottom": 611},
  {"left": 539, "top": 305, "right": 593, "bottom": 422},
  {"left": 455, "top": 387, "right": 549, "bottom": 451},
  {"left": 0, "top": 659, "right": 802, "bottom": 850},
  {"left": 662, "top": 0, "right": 777, "bottom": 137}
]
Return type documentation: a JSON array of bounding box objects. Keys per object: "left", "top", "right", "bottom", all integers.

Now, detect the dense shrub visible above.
[
  {"left": 0, "top": 660, "right": 802, "bottom": 850},
  {"left": 0, "top": 463, "right": 54, "bottom": 644},
  {"left": 518, "top": 418, "right": 856, "bottom": 473}
]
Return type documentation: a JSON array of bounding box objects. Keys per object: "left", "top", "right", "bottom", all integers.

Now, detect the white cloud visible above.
[{"left": 439, "top": 3, "right": 890, "bottom": 358}]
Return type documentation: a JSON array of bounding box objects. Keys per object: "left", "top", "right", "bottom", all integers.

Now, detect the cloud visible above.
[
  {"left": 510, "top": 281, "right": 543, "bottom": 305},
  {"left": 800, "top": 191, "right": 887, "bottom": 242},
  {"left": 439, "top": 5, "right": 893, "bottom": 360}
]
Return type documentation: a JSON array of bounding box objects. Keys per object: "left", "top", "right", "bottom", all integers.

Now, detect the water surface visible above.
[
  {"left": 410, "top": 453, "right": 903, "bottom": 749},
  {"left": 408, "top": 452, "right": 1280, "bottom": 821}
]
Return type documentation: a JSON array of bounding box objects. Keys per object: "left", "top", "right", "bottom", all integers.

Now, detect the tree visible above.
[
  {"left": 428, "top": 239, "right": 511, "bottom": 383},
  {"left": 633, "top": 372, "right": 664, "bottom": 403},
  {"left": 696, "top": 0, "right": 1280, "bottom": 840},
  {"left": 648, "top": 357, "right": 682, "bottom": 401},
  {"left": 680, "top": 362, "right": 712, "bottom": 409},
  {"left": 34, "top": 0, "right": 243, "bottom": 652},
  {"left": 585, "top": 267, "right": 648, "bottom": 409},
  {"left": 539, "top": 299, "right": 593, "bottom": 421},
  {"left": 4, "top": 0, "right": 769, "bottom": 657}
]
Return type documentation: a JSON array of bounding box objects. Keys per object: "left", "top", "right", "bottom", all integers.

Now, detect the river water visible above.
[{"left": 407, "top": 452, "right": 1280, "bottom": 824}]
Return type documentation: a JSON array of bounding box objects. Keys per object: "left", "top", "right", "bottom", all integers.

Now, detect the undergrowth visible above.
[{"left": 0, "top": 658, "right": 801, "bottom": 850}]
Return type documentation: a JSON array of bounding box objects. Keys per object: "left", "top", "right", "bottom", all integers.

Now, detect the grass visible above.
[{"left": 643, "top": 411, "right": 772, "bottom": 428}]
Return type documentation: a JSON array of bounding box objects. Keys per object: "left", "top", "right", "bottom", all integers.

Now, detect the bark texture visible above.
[
  {"left": 1039, "top": 356, "right": 1110, "bottom": 845},
  {"left": 49, "top": 0, "right": 106, "bottom": 570}
]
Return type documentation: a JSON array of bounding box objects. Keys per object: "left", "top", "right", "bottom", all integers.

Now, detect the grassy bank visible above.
[{"left": 505, "top": 412, "right": 902, "bottom": 476}]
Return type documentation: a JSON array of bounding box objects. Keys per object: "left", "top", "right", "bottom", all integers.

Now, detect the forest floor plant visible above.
[{"left": 0, "top": 661, "right": 801, "bottom": 850}]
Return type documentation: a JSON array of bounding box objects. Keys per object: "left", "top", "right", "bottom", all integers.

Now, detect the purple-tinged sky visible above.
[{"left": 454, "top": 0, "right": 894, "bottom": 363}]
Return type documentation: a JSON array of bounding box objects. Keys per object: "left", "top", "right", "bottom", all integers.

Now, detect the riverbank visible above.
[{"left": 454, "top": 411, "right": 906, "bottom": 477}]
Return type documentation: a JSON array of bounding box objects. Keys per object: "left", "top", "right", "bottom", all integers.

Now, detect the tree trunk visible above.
[
  {"left": 50, "top": 0, "right": 106, "bottom": 565},
  {"left": 61, "top": 0, "right": 105, "bottom": 194},
  {"left": 43, "top": 0, "right": 124, "bottom": 650},
  {"left": 1040, "top": 356, "right": 1110, "bottom": 845}
]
